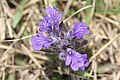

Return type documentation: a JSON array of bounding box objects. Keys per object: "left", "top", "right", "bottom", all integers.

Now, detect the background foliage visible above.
[{"left": 0, "top": 0, "right": 120, "bottom": 80}]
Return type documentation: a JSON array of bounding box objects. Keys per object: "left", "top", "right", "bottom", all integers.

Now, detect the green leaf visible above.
[
  {"left": 76, "top": 70, "right": 93, "bottom": 77},
  {"left": 13, "top": 9, "right": 23, "bottom": 28},
  {"left": 51, "top": 0, "right": 58, "bottom": 8},
  {"left": 106, "top": 6, "right": 120, "bottom": 15},
  {"left": 15, "top": 55, "right": 26, "bottom": 66},
  {"left": 97, "top": 64, "right": 118, "bottom": 74},
  {"left": 13, "top": 0, "right": 28, "bottom": 28},
  {"left": 23, "top": 29, "right": 29, "bottom": 36},
  {"left": 95, "top": 0, "right": 106, "bottom": 14},
  {"left": 85, "top": 0, "right": 92, "bottom": 25},
  {"left": 7, "top": 74, "right": 14, "bottom": 80}
]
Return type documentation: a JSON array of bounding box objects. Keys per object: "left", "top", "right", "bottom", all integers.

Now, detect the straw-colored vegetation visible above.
[{"left": 0, "top": 0, "right": 120, "bottom": 80}]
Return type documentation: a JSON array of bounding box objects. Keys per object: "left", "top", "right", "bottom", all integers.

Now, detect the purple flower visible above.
[
  {"left": 39, "top": 7, "right": 63, "bottom": 36},
  {"left": 45, "top": 7, "right": 63, "bottom": 20},
  {"left": 65, "top": 48, "right": 89, "bottom": 71},
  {"left": 39, "top": 16, "right": 54, "bottom": 35},
  {"left": 69, "top": 22, "right": 90, "bottom": 39},
  {"left": 32, "top": 6, "right": 90, "bottom": 71},
  {"left": 32, "top": 32, "right": 53, "bottom": 51},
  {"left": 45, "top": 7, "right": 59, "bottom": 17},
  {"left": 59, "top": 53, "right": 66, "bottom": 60}
]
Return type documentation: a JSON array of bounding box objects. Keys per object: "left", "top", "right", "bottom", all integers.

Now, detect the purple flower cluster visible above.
[{"left": 32, "top": 7, "right": 90, "bottom": 71}]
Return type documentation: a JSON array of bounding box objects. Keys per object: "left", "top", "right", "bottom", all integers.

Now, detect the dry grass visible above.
[{"left": 0, "top": 0, "right": 120, "bottom": 80}]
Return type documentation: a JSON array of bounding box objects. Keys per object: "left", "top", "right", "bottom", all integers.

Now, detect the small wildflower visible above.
[
  {"left": 39, "top": 7, "right": 63, "bottom": 36},
  {"left": 59, "top": 53, "right": 66, "bottom": 60},
  {"left": 39, "top": 16, "right": 54, "bottom": 35},
  {"left": 32, "top": 32, "right": 53, "bottom": 50},
  {"left": 45, "top": 7, "right": 59, "bottom": 17},
  {"left": 65, "top": 48, "right": 89, "bottom": 71},
  {"left": 69, "top": 22, "right": 90, "bottom": 39},
  {"left": 32, "top": 7, "right": 90, "bottom": 71}
]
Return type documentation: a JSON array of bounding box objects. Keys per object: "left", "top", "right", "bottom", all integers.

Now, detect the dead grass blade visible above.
[
  {"left": 21, "top": 44, "right": 50, "bottom": 80},
  {"left": 90, "top": 33, "right": 120, "bottom": 61},
  {"left": 95, "top": 13, "right": 119, "bottom": 28},
  {"left": 63, "top": 5, "right": 92, "bottom": 22}
]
